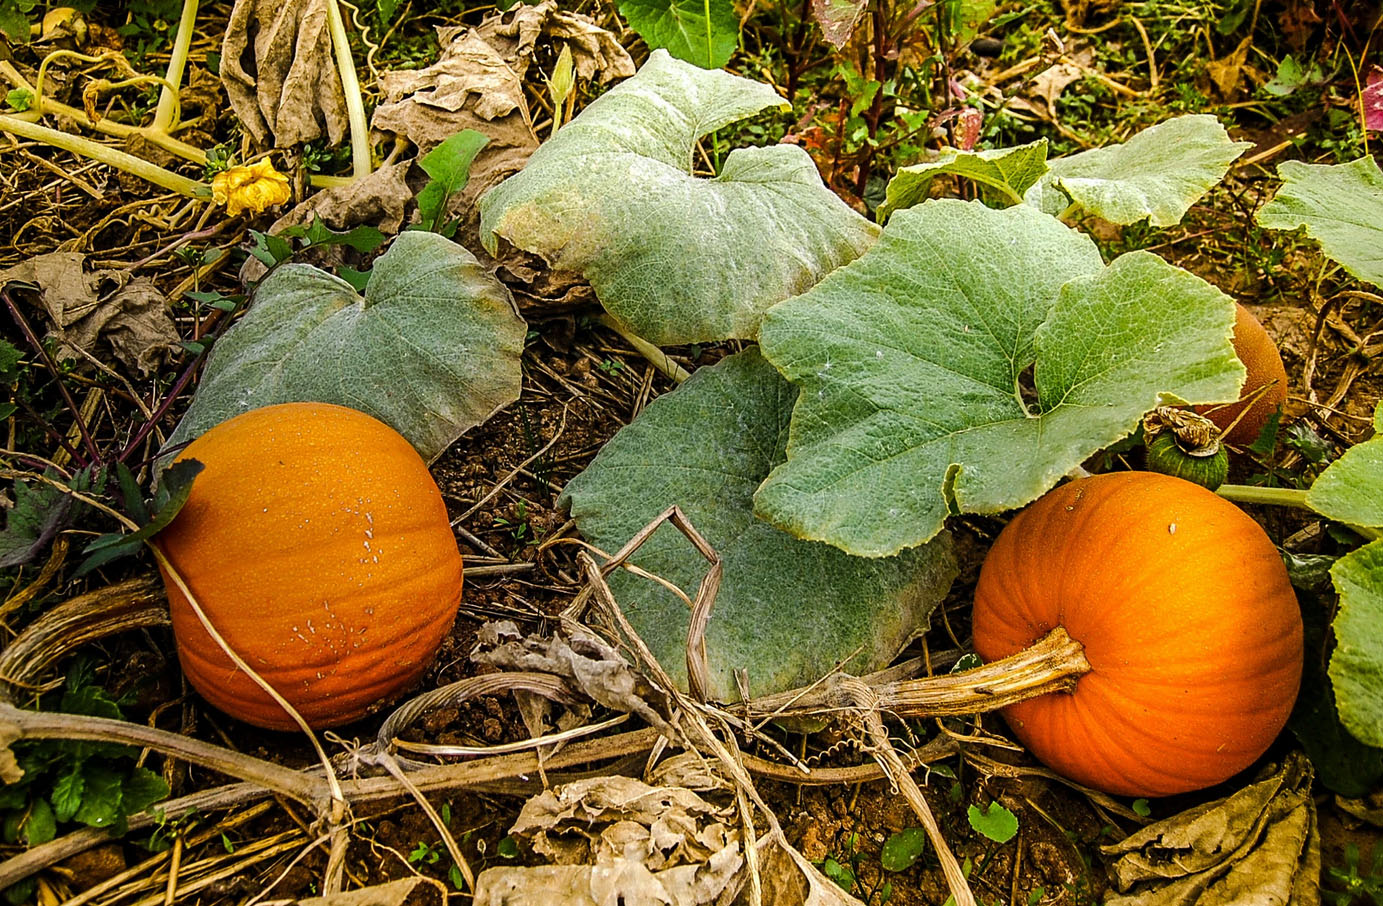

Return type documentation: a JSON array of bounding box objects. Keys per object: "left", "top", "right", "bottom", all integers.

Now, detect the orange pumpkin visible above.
[
  {"left": 972, "top": 472, "right": 1302, "bottom": 797},
  {"left": 1196, "top": 303, "right": 1288, "bottom": 445},
  {"left": 155, "top": 403, "right": 463, "bottom": 730}
]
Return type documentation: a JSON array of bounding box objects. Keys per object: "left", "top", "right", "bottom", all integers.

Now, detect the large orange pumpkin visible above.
[
  {"left": 155, "top": 403, "right": 464, "bottom": 730},
  {"left": 972, "top": 472, "right": 1302, "bottom": 797},
  {"left": 1195, "top": 303, "right": 1288, "bottom": 445}
]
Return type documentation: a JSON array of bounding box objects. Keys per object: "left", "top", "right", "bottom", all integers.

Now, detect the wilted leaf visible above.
[
  {"left": 479, "top": 1, "right": 635, "bottom": 85},
  {"left": 162, "top": 232, "right": 525, "bottom": 463},
  {"left": 481, "top": 51, "right": 878, "bottom": 345},
  {"left": 475, "top": 776, "right": 744, "bottom": 905},
  {"left": 474, "top": 625, "right": 675, "bottom": 736},
  {"left": 879, "top": 140, "right": 1049, "bottom": 220},
  {"left": 0, "top": 252, "right": 179, "bottom": 375},
  {"left": 221, "top": 0, "right": 349, "bottom": 148},
  {"left": 756, "top": 200, "right": 1243, "bottom": 556},
  {"left": 1025, "top": 115, "right": 1251, "bottom": 226},
  {"left": 1102, "top": 753, "right": 1319, "bottom": 906},
  {"left": 620, "top": 0, "right": 739, "bottom": 69},
  {"left": 559, "top": 349, "right": 957, "bottom": 698},
  {"left": 1365, "top": 68, "right": 1383, "bottom": 133},
  {"left": 299, "top": 879, "right": 421, "bottom": 906},
  {"left": 271, "top": 159, "right": 414, "bottom": 236},
  {"left": 811, "top": 0, "right": 868, "bottom": 46},
  {"left": 1257, "top": 156, "right": 1383, "bottom": 289}
]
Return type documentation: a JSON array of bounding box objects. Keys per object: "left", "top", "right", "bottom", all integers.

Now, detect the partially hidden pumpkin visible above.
[
  {"left": 1195, "top": 303, "right": 1288, "bottom": 445},
  {"left": 155, "top": 402, "right": 464, "bottom": 730},
  {"left": 972, "top": 471, "right": 1302, "bottom": 797}
]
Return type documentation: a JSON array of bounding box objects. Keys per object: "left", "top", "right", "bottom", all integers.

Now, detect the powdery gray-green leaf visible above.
[
  {"left": 879, "top": 140, "right": 1049, "bottom": 221},
  {"left": 163, "top": 232, "right": 525, "bottom": 462},
  {"left": 619, "top": 0, "right": 739, "bottom": 69},
  {"left": 479, "top": 50, "right": 878, "bottom": 345},
  {"left": 558, "top": 349, "right": 956, "bottom": 699},
  {"left": 1257, "top": 156, "right": 1383, "bottom": 289},
  {"left": 1025, "top": 115, "right": 1251, "bottom": 226},
  {"left": 1306, "top": 401, "right": 1383, "bottom": 527},
  {"left": 756, "top": 200, "right": 1244, "bottom": 557},
  {"left": 1328, "top": 540, "right": 1383, "bottom": 748}
]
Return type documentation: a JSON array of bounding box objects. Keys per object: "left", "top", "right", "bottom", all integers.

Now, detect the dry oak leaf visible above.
[{"left": 222, "top": 0, "right": 349, "bottom": 149}]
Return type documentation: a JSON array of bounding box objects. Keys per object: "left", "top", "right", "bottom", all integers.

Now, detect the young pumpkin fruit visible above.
[
  {"left": 972, "top": 471, "right": 1302, "bottom": 798},
  {"left": 1195, "top": 303, "right": 1288, "bottom": 446},
  {"left": 155, "top": 402, "right": 464, "bottom": 731}
]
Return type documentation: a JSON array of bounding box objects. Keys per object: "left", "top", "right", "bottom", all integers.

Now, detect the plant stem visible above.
[
  {"left": 1, "top": 291, "right": 100, "bottom": 466},
  {"left": 152, "top": 0, "right": 200, "bottom": 132},
  {"left": 1217, "top": 484, "right": 1382, "bottom": 541},
  {"left": 324, "top": 0, "right": 373, "bottom": 180},
  {"left": 1216, "top": 484, "right": 1311, "bottom": 509},
  {"left": 0, "top": 114, "right": 209, "bottom": 197}
]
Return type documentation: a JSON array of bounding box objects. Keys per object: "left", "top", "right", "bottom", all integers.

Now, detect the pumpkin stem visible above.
[{"left": 743, "top": 627, "right": 1091, "bottom": 721}]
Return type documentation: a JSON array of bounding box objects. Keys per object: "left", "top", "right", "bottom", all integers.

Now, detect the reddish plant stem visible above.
[{"left": 2, "top": 289, "right": 99, "bottom": 466}]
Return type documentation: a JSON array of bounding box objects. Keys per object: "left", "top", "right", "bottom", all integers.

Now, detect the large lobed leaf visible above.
[
  {"left": 559, "top": 349, "right": 957, "bottom": 700},
  {"left": 756, "top": 200, "right": 1244, "bottom": 557},
  {"left": 479, "top": 50, "right": 879, "bottom": 346},
  {"left": 1025, "top": 115, "right": 1250, "bottom": 226},
  {"left": 1309, "top": 401, "right": 1383, "bottom": 748},
  {"left": 1257, "top": 156, "right": 1383, "bottom": 289},
  {"left": 164, "top": 232, "right": 525, "bottom": 462},
  {"left": 1329, "top": 541, "right": 1383, "bottom": 749}
]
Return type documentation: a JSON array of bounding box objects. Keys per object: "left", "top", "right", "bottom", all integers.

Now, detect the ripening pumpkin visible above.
[
  {"left": 972, "top": 471, "right": 1302, "bottom": 797},
  {"left": 1195, "top": 303, "right": 1288, "bottom": 445},
  {"left": 155, "top": 403, "right": 464, "bottom": 731}
]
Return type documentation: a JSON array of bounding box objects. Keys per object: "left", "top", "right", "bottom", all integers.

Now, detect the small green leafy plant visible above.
[{"left": 0, "top": 662, "right": 169, "bottom": 905}]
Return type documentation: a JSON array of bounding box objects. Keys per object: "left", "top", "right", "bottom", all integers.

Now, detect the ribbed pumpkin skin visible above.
[
  {"left": 1196, "top": 303, "right": 1288, "bottom": 445},
  {"left": 972, "top": 472, "right": 1302, "bottom": 797},
  {"left": 156, "top": 403, "right": 463, "bottom": 731}
]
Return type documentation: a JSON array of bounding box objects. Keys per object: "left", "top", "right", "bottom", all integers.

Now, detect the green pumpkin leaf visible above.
[
  {"left": 968, "top": 802, "right": 1018, "bottom": 844},
  {"left": 1257, "top": 157, "right": 1383, "bottom": 290},
  {"left": 479, "top": 50, "right": 877, "bottom": 345},
  {"left": 1306, "top": 402, "right": 1383, "bottom": 528},
  {"left": 1328, "top": 540, "right": 1383, "bottom": 749},
  {"left": 619, "top": 0, "right": 739, "bottom": 69},
  {"left": 879, "top": 140, "right": 1049, "bottom": 221},
  {"left": 1026, "top": 115, "right": 1250, "bottom": 226},
  {"left": 558, "top": 349, "right": 957, "bottom": 699},
  {"left": 415, "top": 129, "right": 490, "bottom": 233},
  {"left": 162, "top": 231, "right": 526, "bottom": 462},
  {"left": 756, "top": 200, "right": 1244, "bottom": 557}
]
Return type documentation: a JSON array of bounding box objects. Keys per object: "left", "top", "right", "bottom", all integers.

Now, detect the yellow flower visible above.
[{"left": 212, "top": 159, "right": 291, "bottom": 216}]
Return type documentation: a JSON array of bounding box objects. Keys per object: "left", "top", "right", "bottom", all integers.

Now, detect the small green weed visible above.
[{"left": 1326, "top": 843, "right": 1383, "bottom": 906}]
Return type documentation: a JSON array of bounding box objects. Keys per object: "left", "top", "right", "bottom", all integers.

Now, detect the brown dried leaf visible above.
[
  {"left": 269, "top": 158, "right": 414, "bottom": 235},
  {"left": 755, "top": 838, "right": 867, "bottom": 906},
  {"left": 1102, "top": 752, "right": 1320, "bottom": 906},
  {"left": 474, "top": 624, "right": 676, "bottom": 735},
  {"left": 221, "top": 0, "right": 349, "bottom": 149},
  {"left": 0, "top": 253, "right": 178, "bottom": 375},
  {"left": 297, "top": 878, "right": 421, "bottom": 906},
  {"left": 1207, "top": 36, "right": 1252, "bottom": 100},
  {"left": 474, "top": 0, "right": 635, "bottom": 85},
  {"left": 0, "top": 717, "right": 23, "bottom": 784},
  {"left": 475, "top": 776, "right": 745, "bottom": 906}
]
